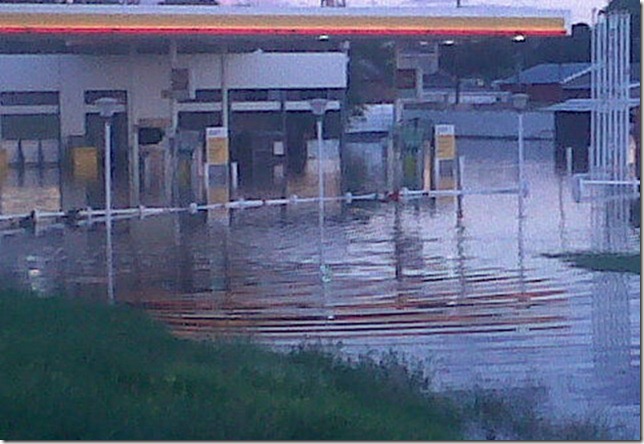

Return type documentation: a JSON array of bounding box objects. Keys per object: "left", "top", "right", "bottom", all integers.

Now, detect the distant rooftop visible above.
[
  {"left": 495, "top": 63, "right": 590, "bottom": 85},
  {"left": 563, "top": 63, "right": 641, "bottom": 90},
  {"left": 545, "top": 97, "right": 640, "bottom": 112}
]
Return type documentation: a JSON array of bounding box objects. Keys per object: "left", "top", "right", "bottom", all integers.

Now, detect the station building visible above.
[{"left": 0, "top": 4, "right": 568, "bottom": 206}]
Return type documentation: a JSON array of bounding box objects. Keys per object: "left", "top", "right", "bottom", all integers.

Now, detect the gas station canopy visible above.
[{"left": 0, "top": 4, "right": 569, "bottom": 38}]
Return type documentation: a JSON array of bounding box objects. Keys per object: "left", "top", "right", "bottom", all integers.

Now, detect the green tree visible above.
[{"left": 346, "top": 40, "right": 395, "bottom": 115}]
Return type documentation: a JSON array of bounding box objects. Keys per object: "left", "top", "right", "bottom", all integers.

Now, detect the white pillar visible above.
[
  {"left": 128, "top": 46, "right": 140, "bottom": 206},
  {"left": 415, "top": 67, "right": 423, "bottom": 99},
  {"left": 221, "top": 49, "right": 229, "bottom": 129},
  {"left": 166, "top": 40, "right": 179, "bottom": 205}
]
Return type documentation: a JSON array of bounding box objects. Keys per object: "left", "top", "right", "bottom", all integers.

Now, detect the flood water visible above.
[{"left": 0, "top": 137, "right": 640, "bottom": 438}]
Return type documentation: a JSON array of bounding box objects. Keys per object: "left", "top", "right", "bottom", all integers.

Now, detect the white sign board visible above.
[
  {"left": 434, "top": 124, "right": 455, "bottom": 136},
  {"left": 206, "top": 127, "right": 228, "bottom": 139}
]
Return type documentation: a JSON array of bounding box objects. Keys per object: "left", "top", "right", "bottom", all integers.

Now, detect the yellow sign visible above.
[
  {"left": 434, "top": 124, "right": 456, "bottom": 160},
  {"left": 72, "top": 146, "right": 98, "bottom": 181},
  {"left": 206, "top": 127, "right": 229, "bottom": 165},
  {"left": 207, "top": 186, "right": 229, "bottom": 205}
]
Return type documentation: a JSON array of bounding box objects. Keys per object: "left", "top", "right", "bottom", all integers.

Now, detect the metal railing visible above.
[{"left": 0, "top": 185, "right": 522, "bottom": 232}]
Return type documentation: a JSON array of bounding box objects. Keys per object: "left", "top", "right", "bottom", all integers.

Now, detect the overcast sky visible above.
[{"left": 220, "top": 0, "right": 609, "bottom": 25}]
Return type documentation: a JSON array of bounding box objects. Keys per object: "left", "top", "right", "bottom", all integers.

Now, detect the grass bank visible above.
[
  {"left": 0, "top": 291, "right": 461, "bottom": 440},
  {"left": 545, "top": 252, "right": 641, "bottom": 274},
  {"left": 0, "top": 291, "right": 615, "bottom": 440}
]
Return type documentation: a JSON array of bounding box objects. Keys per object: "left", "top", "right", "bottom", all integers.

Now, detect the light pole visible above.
[
  {"left": 95, "top": 97, "right": 119, "bottom": 304},
  {"left": 309, "top": 98, "right": 330, "bottom": 284},
  {"left": 512, "top": 93, "right": 529, "bottom": 219}
]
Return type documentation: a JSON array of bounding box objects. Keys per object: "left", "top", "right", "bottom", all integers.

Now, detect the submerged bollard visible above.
[
  {"left": 65, "top": 208, "right": 81, "bottom": 226},
  {"left": 19, "top": 209, "right": 39, "bottom": 230}
]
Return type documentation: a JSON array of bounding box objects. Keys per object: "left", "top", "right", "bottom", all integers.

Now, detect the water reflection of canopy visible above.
[{"left": 0, "top": 4, "right": 568, "bottom": 53}]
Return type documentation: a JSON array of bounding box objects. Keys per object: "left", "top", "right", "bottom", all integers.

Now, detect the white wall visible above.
[
  {"left": 0, "top": 51, "right": 347, "bottom": 138},
  {"left": 225, "top": 53, "right": 347, "bottom": 89},
  {"left": 0, "top": 55, "right": 60, "bottom": 90}
]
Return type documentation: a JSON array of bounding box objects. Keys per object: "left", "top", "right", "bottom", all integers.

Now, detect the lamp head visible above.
[
  {"left": 309, "top": 98, "right": 329, "bottom": 117},
  {"left": 95, "top": 97, "right": 120, "bottom": 118},
  {"left": 512, "top": 93, "right": 529, "bottom": 111}
]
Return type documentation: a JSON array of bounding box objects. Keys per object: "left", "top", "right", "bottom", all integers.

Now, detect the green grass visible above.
[
  {"left": 0, "top": 290, "right": 617, "bottom": 440},
  {"left": 545, "top": 252, "right": 641, "bottom": 274},
  {"left": 0, "top": 291, "right": 461, "bottom": 440}
]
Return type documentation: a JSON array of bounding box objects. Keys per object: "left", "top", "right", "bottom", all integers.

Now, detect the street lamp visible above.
[
  {"left": 309, "top": 98, "right": 330, "bottom": 285},
  {"left": 512, "top": 93, "right": 529, "bottom": 218},
  {"left": 96, "top": 97, "right": 119, "bottom": 218},
  {"left": 95, "top": 97, "right": 119, "bottom": 304}
]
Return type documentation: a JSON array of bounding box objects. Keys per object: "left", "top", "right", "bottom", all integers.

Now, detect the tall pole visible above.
[
  {"left": 96, "top": 97, "right": 119, "bottom": 305},
  {"left": 104, "top": 118, "right": 112, "bottom": 221},
  {"left": 518, "top": 110, "right": 525, "bottom": 218},
  {"left": 104, "top": 117, "right": 114, "bottom": 304},
  {"left": 309, "top": 98, "right": 330, "bottom": 290},
  {"left": 516, "top": 110, "right": 526, "bottom": 304},
  {"left": 221, "top": 48, "right": 229, "bottom": 129},
  {"left": 316, "top": 116, "right": 325, "bottom": 279}
]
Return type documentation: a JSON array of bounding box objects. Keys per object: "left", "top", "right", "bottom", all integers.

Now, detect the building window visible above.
[
  {"left": 284, "top": 89, "right": 332, "bottom": 100},
  {"left": 0, "top": 91, "right": 59, "bottom": 106},
  {"left": 178, "top": 111, "right": 221, "bottom": 132},
  {"left": 229, "top": 89, "right": 270, "bottom": 101},
  {"left": 138, "top": 127, "right": 165, "bottom": 145},
  {"left": 267, "top": 89, "right": 284, "bottom": 101},
  {"left": 1, "top": 114, "right": 60, "bottom": 140},
  {"left": 178, "top": 89, "right": 222, "bottom": 103}
]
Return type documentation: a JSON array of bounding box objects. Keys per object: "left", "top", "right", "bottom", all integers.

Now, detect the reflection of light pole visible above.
[
  {"left": 96, "top": 97, "right": 119, "bottom": 304},
  {"left": 512, "top": 94, "right": 528, "bottom": 305},
  {"left": 310, "top": 98, "right": 329, "bottom": 284},
  {"left": 440, "top": 39, "right": 459, "bottom": 106},
  {"left": 513, "top": 93, "right": 529, "bottom": 219}
]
